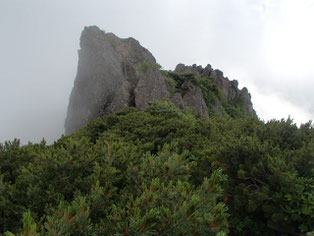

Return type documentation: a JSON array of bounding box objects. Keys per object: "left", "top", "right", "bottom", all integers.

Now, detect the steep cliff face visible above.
[
  {"left": 65, "top": 26, "right": 255, "bottom": 134},
  {"left": 65, "top": 26, "right": 169, "bottom": 134}
]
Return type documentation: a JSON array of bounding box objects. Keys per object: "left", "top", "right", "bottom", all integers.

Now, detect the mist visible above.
[{"left": 0, "top": 0, "right": 313, "bottom": 144}]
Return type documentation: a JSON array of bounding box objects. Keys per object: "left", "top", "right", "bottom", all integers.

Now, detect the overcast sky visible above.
[{"left": 0, "top": 0, "right": 313, "bottom": 144}]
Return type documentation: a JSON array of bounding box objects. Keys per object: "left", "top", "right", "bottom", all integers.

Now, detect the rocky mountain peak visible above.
[{"left": 65, "top": 26, "right": 255, "bottom": 134}]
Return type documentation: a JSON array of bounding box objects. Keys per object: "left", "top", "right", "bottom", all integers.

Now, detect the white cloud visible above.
[
  {"left": 250, "top": 84, "right": 312, "bottom": 125},
  {"left": 263, "top": 0, "right": 314, "bottom": 76}
]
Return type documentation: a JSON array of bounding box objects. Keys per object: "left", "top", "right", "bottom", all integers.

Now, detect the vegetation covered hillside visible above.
[{"left": 1, "top": 101, "right": 313, "bottom": 235}]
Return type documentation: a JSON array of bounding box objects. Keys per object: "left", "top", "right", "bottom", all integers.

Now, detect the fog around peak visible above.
[{"left": 0, "top": 0, "right": 313, "bottom": 144}]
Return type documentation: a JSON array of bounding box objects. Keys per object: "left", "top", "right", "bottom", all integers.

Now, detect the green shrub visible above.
[
  {"left": 139, "top": 61, "right": 162, "bottom": 73},
  {"left": 1, "top": 104, "right": 313, "bottom": 235}
]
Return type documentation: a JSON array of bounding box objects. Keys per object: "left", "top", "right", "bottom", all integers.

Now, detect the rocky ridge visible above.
[
  {"left": 65, "top": 26, "right": 255, "bottom": 134},
  {"left": 173, "top": 64, "right": 254, "bottom": 117}
]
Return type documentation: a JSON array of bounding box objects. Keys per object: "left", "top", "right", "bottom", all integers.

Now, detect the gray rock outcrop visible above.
[
  {"left": 175, "top": 63, "right": 213, "bottom": 77},
  {"left": 174, "top": 64, "right": 254, "bottom": 116},
  {"left": 181, "top": 81, "right": 209, "bottom": 119},
  {"left": 65, "top": 26, "right": 255, "bottom": 134},
  {"left": 169, "top": 81, "right": 209, "bottom": 119},
  {"left": 65, "top": 26, "right": 169, "bottom": 134}
]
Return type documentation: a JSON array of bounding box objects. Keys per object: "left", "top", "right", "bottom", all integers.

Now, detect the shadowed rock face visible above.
[{"left": 65, "top": 26, "right": 255, "bottom": 134}]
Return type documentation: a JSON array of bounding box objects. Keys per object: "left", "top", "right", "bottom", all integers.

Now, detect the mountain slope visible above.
[{"left": 1, "top": 102, "right": 313, "bottom": 235}]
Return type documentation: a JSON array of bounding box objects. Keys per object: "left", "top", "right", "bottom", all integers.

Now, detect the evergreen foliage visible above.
[
  {"left": 0, "top": 101, "right": 313, "bottom": 235},
  {"left": 139, "top": 61, "right": 162, "bottom": 73}
]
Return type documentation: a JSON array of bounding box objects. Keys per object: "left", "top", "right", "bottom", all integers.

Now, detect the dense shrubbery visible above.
[{"left": 0, "top": 101, "right": 313, "bottom": 235}]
